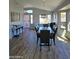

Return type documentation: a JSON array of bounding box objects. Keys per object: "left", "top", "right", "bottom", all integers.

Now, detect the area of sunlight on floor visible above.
[
  {"left": 57, "top": 36, "right": 68, "bottom": 43},
  {"left": 61, "top": 29, "right": 67, "bottom": 39}
]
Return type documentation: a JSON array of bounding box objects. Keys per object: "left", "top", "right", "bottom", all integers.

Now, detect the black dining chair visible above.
[
  {"left": 40, "top": 30, "right": 50, "bottom": 51},
  {"left": 43, "top": 24, "right": 48, "bottom": 27},
  {"left": 35, "top": 27, "right": 40, "bottom": 44},
  {"left": 52, "top": 27, "right": 58, "bottom": 45},
  {"left": 50, "top": 22, "right": 58, "bottom": 45}
]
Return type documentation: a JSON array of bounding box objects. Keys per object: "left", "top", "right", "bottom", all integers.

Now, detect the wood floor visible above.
[{"left": 9, "top": 28, "right": 70, "bottom": 59}]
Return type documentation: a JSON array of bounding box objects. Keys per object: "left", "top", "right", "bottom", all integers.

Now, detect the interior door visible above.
[{"left": 24, "top": 14, "right": 30, "bottom": 28}]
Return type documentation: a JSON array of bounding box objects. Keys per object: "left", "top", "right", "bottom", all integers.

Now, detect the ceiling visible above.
[
  {"left": 59, "top": 4, "right": 70, "bottom": 10},
  {"left": 15, "top": 0, "right": 67, "bottom": 11}
]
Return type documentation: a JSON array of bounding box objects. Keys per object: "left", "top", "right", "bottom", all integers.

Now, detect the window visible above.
[
  {"left": 60, "top": 12, "right": 66, "bottom": 22},
  {"left": 31, "top": 15, "right": 33, "bottom": 24},
  {"left": 48, "top": 15, "right": 51, "bottom": 23},
  {"left": 24, "top": 10, "right": 33, "bottom": 13},
  {"left": 39, "top": 14, "right": 51, "bottom": 24},
  {"left": 60, "top": 12, "right": 66, "bottom": 29}
]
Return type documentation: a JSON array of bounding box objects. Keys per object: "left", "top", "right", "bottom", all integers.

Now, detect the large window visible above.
[
  {"left": 60, "top": 12, "right": 66, "bottom": 22},
  {"left": 48, "top": 15, "right": 51, "bottom": 23},
  {"left": 39, "top": 14, "right": 51, "bottom": 24},
  {"left": 60, "top": 12, "right": 66, "bottom": 29}
]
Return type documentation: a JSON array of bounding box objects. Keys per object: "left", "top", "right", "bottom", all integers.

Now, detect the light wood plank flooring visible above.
[{"left": 9, "top": 29, "right": 70, "bottom": 59}]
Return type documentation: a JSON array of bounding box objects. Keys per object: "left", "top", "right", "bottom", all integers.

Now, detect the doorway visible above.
[{"left": 24, "top": 14, "right": 30, "bottom": 28}]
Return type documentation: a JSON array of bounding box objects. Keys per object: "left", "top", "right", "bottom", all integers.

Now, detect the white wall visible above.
[{"left": 9, "top": 0, "right": 24, "bottom": 39}]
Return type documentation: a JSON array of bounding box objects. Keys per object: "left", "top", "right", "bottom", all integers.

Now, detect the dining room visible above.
[{"left": 9, "top": 0, "right": 70, "bottom": 59}]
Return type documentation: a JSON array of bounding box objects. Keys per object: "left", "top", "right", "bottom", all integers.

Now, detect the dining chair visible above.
[
  {"left": 50, "top": 22, "right": 58, "bottom": 45},
  {"left": 52, "top": 27, "right": 58, "bottom": 45},
  {"left": 35, "top": 27, "right": 40, "bottom": 44},
  {"left": 40, "top": 30, "right": 50, "bottom": 51}
]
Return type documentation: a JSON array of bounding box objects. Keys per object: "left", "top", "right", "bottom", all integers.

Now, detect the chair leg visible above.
[
  {"left": 48, "top": 43, "right": 50, "bottom": 51},
  {"left": 37, "top": 38, "right": 38, "bottom": 44},
  {"left": 40, "top": 45, "right": 41, "bottom": 51},
  {"left": 37, "top": 38, "right": 39, "bottom": 44},
  {"left": 50, "top": 39, "right": 52, "bottom": 45},
  {"left": 53, "top": 37, "right": 56, "bottom": 45}
]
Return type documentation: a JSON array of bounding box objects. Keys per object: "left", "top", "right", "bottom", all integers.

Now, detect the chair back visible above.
[
  {"left": 43, "top": 24, "right": 48, "bottom": 27},
  {"left": 35, "top": 27, "right": 38, "bottom": 32},
  {"left": 40, "top": 30, "right": 50, "bottom": 43},
  {"left": 54, "top": 27, "right": 58, "bottom": 34}
]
